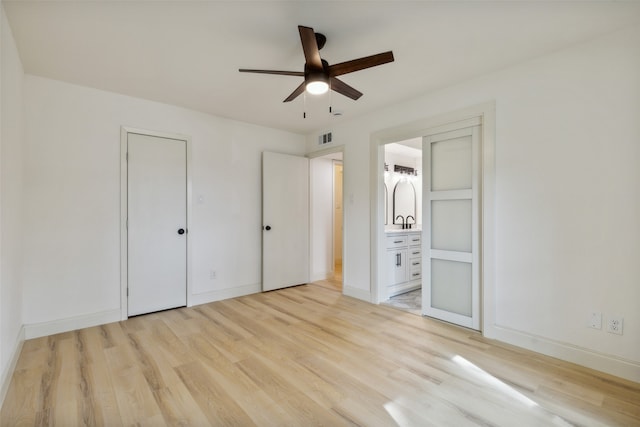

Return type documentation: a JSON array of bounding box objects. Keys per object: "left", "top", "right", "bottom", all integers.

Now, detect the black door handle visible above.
[
  {"left": 265, "top": 225, "right": 271, "bottom": 231},
  {"left": 177, "top": 228, "right": 185, "bottom": 235}
]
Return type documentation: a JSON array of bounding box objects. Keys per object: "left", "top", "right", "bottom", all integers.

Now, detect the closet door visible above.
[
  {"left": 127, "top": 132, "right": 187, "bottom": 316},
  {"left": 262, "top": 151, "right": 309, "bottom": 291},
  {"left": 422, "top": 125, "right": 480, "bottom": 330}
]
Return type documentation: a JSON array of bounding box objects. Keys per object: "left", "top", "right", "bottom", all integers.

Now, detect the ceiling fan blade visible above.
[
  {"left": 239, "top": 69, "right": 304, "bottom": 77},
  {"left": 298, "top": 25, "right": 323, "bottom": 70},
  {"left": 329, "top": 51, "right": 394, "bottom": 77},
  {"left": 330, "top": 77, "right": 363, "bottom": 100},
  {"left": 283, "top": 81, "right": 306, "bottom": 102}
]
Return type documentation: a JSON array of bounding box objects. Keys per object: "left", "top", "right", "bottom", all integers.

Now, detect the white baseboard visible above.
[
  {"left": 24, "top": 309, "right": 122, "bottom": 340},
  {"left": 24, "top": 284, "right": 262, "bottom": 340},
  {"left": 343, "top": 285, "right": 371, "bottom": 302},
  {"left": 310, "top": 271, "right": 331, "bottom": 282},
  {"left": 189, "top": 283, "right": 261, "bottom": 307},
  {"left": 0, "top": 325, "right": 25, "bottom": 408},
  {"left": 486, "top": 323, "right": 640, "bottom": 383}
]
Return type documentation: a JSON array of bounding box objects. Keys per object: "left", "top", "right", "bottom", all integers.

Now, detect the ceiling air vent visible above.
[{"left": 318, "top": 132, "right": 333, "bottom": 146}]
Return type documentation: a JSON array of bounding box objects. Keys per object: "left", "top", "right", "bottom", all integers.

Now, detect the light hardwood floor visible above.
[{"left": 2, "top": 279, "right": 639, "bottom": 426}]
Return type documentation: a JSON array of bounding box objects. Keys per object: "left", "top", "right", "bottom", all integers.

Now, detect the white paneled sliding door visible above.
[{"left": 423, "top": 124, "right": 481, "bottom": 330}]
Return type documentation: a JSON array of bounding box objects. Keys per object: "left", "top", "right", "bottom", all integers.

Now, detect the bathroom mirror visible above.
[{"left": 393, "top": 180, "right": 416, "bottom": 226}]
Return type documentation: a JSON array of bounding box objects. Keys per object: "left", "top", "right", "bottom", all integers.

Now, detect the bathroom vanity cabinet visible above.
[{"left": 385, "top": 231, "right": 422, "bottom": 298}]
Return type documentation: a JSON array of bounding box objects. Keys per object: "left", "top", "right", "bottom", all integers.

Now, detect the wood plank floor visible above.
[{"left": 2, "top": 279, "right": 639, "bottom": 426}]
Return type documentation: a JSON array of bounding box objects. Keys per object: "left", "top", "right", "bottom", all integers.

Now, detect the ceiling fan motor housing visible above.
[{"left": 305, "top": 60, "right": 330, "bottom": 82}]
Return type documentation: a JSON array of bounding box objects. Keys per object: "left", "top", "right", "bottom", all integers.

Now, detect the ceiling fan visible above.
[{"left": 239, "top": 25, "right": 394, "bottom": 103}]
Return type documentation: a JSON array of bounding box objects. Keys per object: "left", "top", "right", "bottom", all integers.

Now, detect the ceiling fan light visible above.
[{"left": 306, "top": 80, "right": 329, "bottom": 95}]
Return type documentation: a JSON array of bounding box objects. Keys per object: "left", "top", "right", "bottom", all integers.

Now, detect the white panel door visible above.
[
  {"left": 423, "top": 125, "right": 481, "bottom": 330},
  {"left": 128, "top": 133, "right": 187, "bottom": 316},
  {"left": 263, "top": 151, "right": 309, "bottom": 291}
]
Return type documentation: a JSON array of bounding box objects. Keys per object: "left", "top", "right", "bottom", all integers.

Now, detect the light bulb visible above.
[{"left": 306, "top": 80, "right": 329, "bottom": 95}]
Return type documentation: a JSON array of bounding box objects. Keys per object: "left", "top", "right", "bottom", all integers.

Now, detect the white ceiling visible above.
[
  {"left": 386, "top": 140, "right": 422, "bottom": 158},
  {"left": 4, "top": 1, "right": 640, "bottom": 135}
]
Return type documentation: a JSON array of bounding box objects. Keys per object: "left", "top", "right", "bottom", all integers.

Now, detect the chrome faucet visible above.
[{"left": 395, "top": 215, "right": 406, "bottom": 229}]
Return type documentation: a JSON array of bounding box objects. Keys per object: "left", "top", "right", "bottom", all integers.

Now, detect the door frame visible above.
[
  {"left": 308, "top": 145, "right": 346, "bottom": 293},
  {"left": 369, "top": 102, "right": 496, "bottom": 333},
  {"left": 120, "top": 126, "right": 193, "bottom": 320}
]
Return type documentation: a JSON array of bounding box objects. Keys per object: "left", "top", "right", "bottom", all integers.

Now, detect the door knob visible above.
[
  {"left": 265, "top": 225, "right": 271, "bottom": 231},
  {"left": 177, "top": 228, "right": 185, "bottom": 235}
]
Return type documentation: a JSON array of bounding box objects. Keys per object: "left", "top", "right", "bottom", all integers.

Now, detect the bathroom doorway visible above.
[
  {"left": 382, "top": 139, "right": 423, "bottom": 315},
  {"left": 309, "top": 149, "right": 344, "bottom": 291}
]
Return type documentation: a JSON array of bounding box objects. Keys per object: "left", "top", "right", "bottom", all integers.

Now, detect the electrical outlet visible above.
[
  {"left": 589, "top": 312, "right": 602, "bottom": 329},
  {"left": 607, "top": 315, "right": 623, "bottom": 335},
  {"left": 209, "top": 270, "right": 217, "bottom": 280}
]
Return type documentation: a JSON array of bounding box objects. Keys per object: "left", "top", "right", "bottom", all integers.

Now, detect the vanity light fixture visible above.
[{"left": 394, "top": 165, "right": 418, "bottom": 176}]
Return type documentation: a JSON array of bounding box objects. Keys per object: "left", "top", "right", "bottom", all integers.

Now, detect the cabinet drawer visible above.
[
  {"left": 408, "top": 234, "right": 421, "bottom": 246},
  {"left": 409, "top": 267, "right": 422, "bottom": 280},
  {"left": 408, "top": 248, "right": 422, "bottom": 259},
  {"left": 386, "top": 235, "right": 408, "bottom": 248},
  {"left": 409, "top": 258, "right": 421, "bottom": 268}
]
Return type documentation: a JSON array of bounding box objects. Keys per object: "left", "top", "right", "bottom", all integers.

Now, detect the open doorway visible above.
[
  {"left": 381, "top": 139, "right": 423, "bottom": 315},
  {"left": 309, "top": 150, "right": 344, "bottom": 292}
]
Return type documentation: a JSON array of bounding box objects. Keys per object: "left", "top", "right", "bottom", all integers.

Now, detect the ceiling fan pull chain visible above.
[
  {"left": 329, "top": 80, "right": 333, "bottom": 114},
  {"left": 303, "top": 92, "right": 307, "bottom": 119}
]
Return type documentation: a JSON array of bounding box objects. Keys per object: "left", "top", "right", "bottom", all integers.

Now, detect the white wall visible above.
[
  {"left": 22, "top": 76, "right": 305, "bottom": 333},
  {"left": 310, "top": 157, "right": 334, "bottom": 281},
  {"left": 307, "top": 24, "right": 640, "bottom": 380},
  {"left": 0, "top": 2, "right": 25, "bottom": 400}
]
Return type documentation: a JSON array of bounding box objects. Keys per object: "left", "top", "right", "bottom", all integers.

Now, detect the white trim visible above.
[
  {"left": 343, "top": 285, "right": 371, "bottom": 302},
  {"left": 479, "top": 107, "right": 497, "bottom": 338},
  {"left": 189, "top": 283, "right": 262, "bottom": 307},
  {"left": 120, "top": 127, "right": 127, "bottom": 320},
  {"left": 491, "top": 324, "right": 640, "bottom": 383},
  {"left": 371, "top": 142, "right": 386, "bottom": 304},
  {"left": 0, "top": 326, "right": 25, "bottom": 408},
  {"left": 426, "top": 124, "right": 477, "bottom": 142},
  {"left": 306, "top": 144, "right": 344, "bottom": 160},
  {"left": 120, "top": 126, "right": 193, "bottom": 319},
  {"left": 24, "top": 309, "right": 122, "bottom": 340}
]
